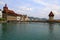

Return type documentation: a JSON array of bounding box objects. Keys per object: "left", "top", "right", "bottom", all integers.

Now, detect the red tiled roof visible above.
[
  {"left": 49, "top": 11, "right": 54, "bottom": 17},
  {"left": 3, "top": 4, "right": 22, "bottom": 16},
  {"left": 3, "top": 9, "right": 22, "bottom": 16}
]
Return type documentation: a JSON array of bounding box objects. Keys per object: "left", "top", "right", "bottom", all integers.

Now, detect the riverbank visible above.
[
  {"left": 19, "top": 20, "right": 60, "bottom": 23},
  {"left": 0, "top": 21, "right": 7, "bottom": 23},
  {"left": 0, "top": 20, "right": 60, "bottom": 23}
]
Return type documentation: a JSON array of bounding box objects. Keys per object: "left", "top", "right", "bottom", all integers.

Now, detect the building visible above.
[
  {"left": 0, "top": 4, "right": 30, "bottom": 22},
  {"left": 24, "top": 15, "right": 30, "bottom": 21},
  {"left": 16, "top": 14, "right": 22, "bottom": 21},
  {"left": 0, "top": 9, "right": 2, "bottom": 18},
  {"left": 49, "top": 11, "right": 54, "bottom": 21},
  {"left": 20, "top": 15, "right": 29, "bottom": 21},
  {"left": 2, "top": 4, "right": 22, "bottom": 22}
]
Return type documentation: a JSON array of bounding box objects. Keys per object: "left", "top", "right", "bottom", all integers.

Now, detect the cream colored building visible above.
[
  {"left": 20, "top": 15, "right": 30, "bottom": 21},
  {"left": 16, "top": 16, "right": 22, "bottom": 21},
  {"left": 0, "top": 9, "right": 2, "bottom": 18},
  {"left": 25, "top": 16, "right": 30, "bottom": 21}
]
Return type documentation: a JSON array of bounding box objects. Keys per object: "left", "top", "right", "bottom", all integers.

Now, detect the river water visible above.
[{"left": 0, "top": 22, "right": 60, "bottom": 40}]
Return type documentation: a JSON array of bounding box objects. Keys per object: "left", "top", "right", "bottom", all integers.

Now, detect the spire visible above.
[
  {"left": 4, "top": 4, "right": 8, "bottom": 8},
  {"left": 3, "top": 4, "right": 8, "bottom": 11},
  {"left": 5, "top": 4, "right": 7, "bottom": 7},
  {"left": 50, "top": 11, "right": 53, "bottom": 14},
  {"left": 49, "top": 11, "right": 54, "bottom": 17}
]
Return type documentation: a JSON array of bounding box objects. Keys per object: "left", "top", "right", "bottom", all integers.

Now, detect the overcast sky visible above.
[{"left": 0, "top": 0, "right": 60, "bottom": 19}]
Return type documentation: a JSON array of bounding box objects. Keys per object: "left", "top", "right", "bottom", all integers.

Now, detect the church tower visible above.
[
  {"left": 3, "top": 4, "right": 8, "bottom": 13},
  {"left": 49, "top": 11, "right": 54, "bottom": 20},
  {"left": 2, "top": 4, "right": 8, "bottom": 20}
]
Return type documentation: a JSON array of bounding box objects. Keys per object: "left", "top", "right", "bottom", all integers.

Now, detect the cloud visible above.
[
  {"left": 32, "top": 0, "right": 60, "bottom": 17},
  {"left": 33, "top": 0, "right": 60, "bottom": 8},
  {"left": 14, "top": 4, "right": 33, "bottom": 14},
  {"left": 19, "top": 7, "right": 32, "bottom": 11},
  {"left": 0, "top": 1, "right": 5, "bottom": 5},
  {"left": 12, "top": 0, "right": 60, "bottom": 19},
  {"left": 1, "top": 0, "right": 60, "bottom": 19}
]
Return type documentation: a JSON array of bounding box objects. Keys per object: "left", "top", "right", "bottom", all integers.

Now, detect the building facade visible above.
[
  {"left": 2, "top": 4, "right": 22, "bottom": 22},
  {"left": 0, "top": 9, "right": 2, "bottom": 18},
  {"left": 16, "top": 14, "right": 22, "bottom": 21}
]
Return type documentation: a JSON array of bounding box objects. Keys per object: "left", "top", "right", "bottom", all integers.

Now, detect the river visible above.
[{"left": 0, "top": 22, "right": 60, "bottom": 40}]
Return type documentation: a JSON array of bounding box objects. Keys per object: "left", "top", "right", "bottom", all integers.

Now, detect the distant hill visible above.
[{"left": 28, "top": 17, "right": 47, "bottom": 21}]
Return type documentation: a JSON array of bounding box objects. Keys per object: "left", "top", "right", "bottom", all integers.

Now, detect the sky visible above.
[{"left": 0, "top": 0, "right": 60, "bottom": 19}]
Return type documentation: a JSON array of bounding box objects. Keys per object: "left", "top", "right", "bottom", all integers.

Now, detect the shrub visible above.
[{"left": 0, "top": 18, "right": 6, "bottom": 21}]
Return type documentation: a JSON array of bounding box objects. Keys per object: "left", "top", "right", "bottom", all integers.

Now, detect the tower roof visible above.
[
  {"left": 49, "top": 11, "right": 54, "bottom": 17},
  {"left": 3, "top": 4, "right": 8, "bottom": 8},
  {"left": 5, "top": 4, "right": 7, "bottom": 7}
]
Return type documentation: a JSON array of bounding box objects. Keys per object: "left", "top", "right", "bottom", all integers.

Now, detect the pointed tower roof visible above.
[
  {"left": 3, "top": 4, "right": 8, "bottom": 11},
  {"left": 4, "top": 4, "right": 8, "bottom": 8},
  {"left": 5, "top": 4, "right": 7, "bottom": 7},
  {"left": 49, "top": 11, "right": 54, "bottom": 17}
]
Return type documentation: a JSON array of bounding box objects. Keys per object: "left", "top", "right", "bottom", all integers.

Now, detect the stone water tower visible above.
[{"left": 49, "top": 11, "right": 54, "bottom": 20}]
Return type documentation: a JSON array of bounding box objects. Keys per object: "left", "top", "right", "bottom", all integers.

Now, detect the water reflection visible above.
[
  {"left": 48, "top": 23, "right": 56, "bottom": 40},
  {"left": 2, "top": 23, "right": 7, "bottom": 33},
  {"left": 0, "top": 24, "right": 3, "bottom": 40},
  {"left": 0, "top": 23, "right": 60, "bottom": 40},
  {"left": 49, "top": 23, "right": 54, "bottom": 33},
  {"left": 1, "top": 23, "right": 8, "bottom": 40},
  {"left": 1, "top": 23, "right": 18, "bottom": 40}
]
